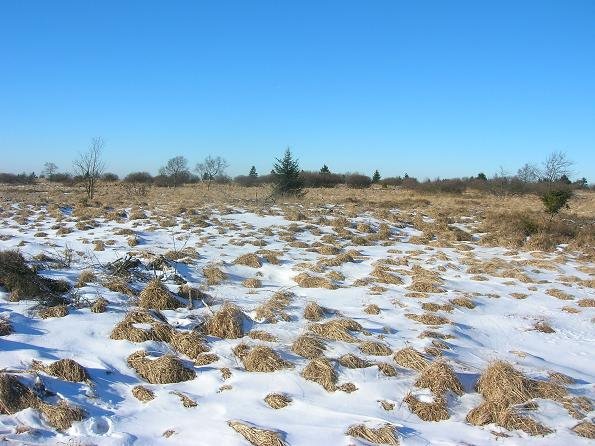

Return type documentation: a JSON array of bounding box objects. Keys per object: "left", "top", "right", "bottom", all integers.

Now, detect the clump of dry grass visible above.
[
  {"left": 572, "top": 421, "right": 595, "bottom": 439},
  {"left": 291, "top": 334, "right": 326, "bottom": 359},
  {"left": 403, "top": 393, "right": 449, "bottom": 421},
  {"left": 234, "top": 345, "right": 292, "bottom": 373},
  {"left": 0, "top": 373, "right": 39, "bottom": 414},
  {"left": 466, "top": 402, "right": 553, "bottom": 436},
  {"left": 32, "top": 359, "right": 89, "bottom": 383},
  {"left": 0, "top": 317, "right": 12, "bottom": 336},
  {"left": 228, "top": 421, "right": 287, "bottom": 446},
  {"left": 406, "top": 313, "right": 450, "bottom": 325},
  {"left": 110, "top": 310, "right": 173, "bottom": 343},
  {"left": 577, "top": 298, "right": 595, "bottom": 307},
  {"left": 39, "top": 400, "right": 85, "bottom": 430},
  {"left": 91, "top": 297, "right": 108, "bottom": 313},
  {"left": 39, "top": 305, "right": 69, "bottom": 319},
  {"left": 254, "top": 291, "right": 292, "bottom": 323},
  {"left": 293, "top": 272, "right": 337, "bottom": 289},
  {"left": 127, "top": 350, "right": 196, "bottom": 384},
  {"left": 234, "top": 253, "right": 262, "bottom": 268},
  {"left": 171, "top": 391, "right": 197, "bottom": 408},
  {"left": 243, "top": 278, "right": 262, "bottom": 288},
  {"left": 346, "top": 423, "right": 399, "bottom": 445},
  {"left": 371, "top": 266, "right": 403, "bottom": 285},
  {"left": 338, "top": 353, "right": 372, "bottom": 369},
  {"left": 449, "top": 297, "right": 476, "bottom": 309},
  {"left": 338, "top": 382, "right": 358, "bottom": 393},
  {"left": 304, "top": 301, "right": 325, "bottom": 321},
  {"left": 264, "top": 393, "right": 292, "bottom": 409},
  {"left": 394, "top": 347, "right": 429, "bottom": 371},
  {"left": 546, "top": 288, "right": 573, "bottom": 300},
  {"left": 534, "top": 321, "right": 555, "bottom": 333},
  {"left": 318, "top": 252, "right": 355, "bottom": 267},
  {"left": 77, "top": 269, "right": 96, "bottom": 287},
  {"left": 139, "top": 279, "right": 181, "bottom": 310},
  {"left": 132, "top": 385, "right": 155, "bottom": 402},
  {"left": 415, "top": 360, "right": 463, "bottom": 395},
  {"left": 364, "top": 303, "right": 381, "bottom": 314},
  {"left": 170, "top": 331, "right": 210, "bottom": 360},
  {"left": 248, "top": 330, "right": 278, "bottom": 342},
  {"left": 203, "top": 265, "right": 227, "bottom": 285},
  {"left": 377, "top": 362, "right": 398, "bottom": 377},
  {"left": 476, "top": 361, "right": 532, "bottom": 405},
  {"left": 103, "top": 277, "right": 135, "bottom": 296},
  {"left": 548, "top": 371, "right": 574, "bottom": 385},
  {"left": 301, "top": 357, "right": 337, "bottom": 392},
  {"left": 359, "top": 341, "right": 392, "bottom": 356},
  {"left": 194, "top": 353, "right": 219, "bottom": 365},
  {"left": 309, "top": 318, "right": 362, "bottom": 343},
  {"left": 204, "top": 303, "right": 246, "bottom": 339}
]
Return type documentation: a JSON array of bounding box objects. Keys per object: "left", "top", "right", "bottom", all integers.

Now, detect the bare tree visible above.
[
  {"left": 42, "top": 162, "right": 58, "bottom": 178},
  {"left": 73, "top": 137, "right": 106, "bottom": 199},
  {"left": 516, "top": 163, "right": 541, "bottom": 183},
  {"left": 195, "top": 155, "right": 228, "bottom": 189},
  {"left": 159, "top": 156, "right": 190, "bottom": 187},
  {"left": 542, "top": 151, "right": 573, "bottom": 183}
]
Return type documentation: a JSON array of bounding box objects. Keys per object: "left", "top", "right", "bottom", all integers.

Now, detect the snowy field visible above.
[{"left": 0, "top": 199, "right": 593, "bottom": 445}]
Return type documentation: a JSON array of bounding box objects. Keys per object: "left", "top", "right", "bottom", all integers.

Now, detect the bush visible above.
[
  {"left": 541, "top": 189, "right": 573, "bottom": 215},
  {"left": 102, "top": 172, "right": 119, "bottom": 182},
  {"left": 0, "top": 172, "right": 36, "bottom": 185},
  {"left": 345, "top": 173, "right": 372, "bottom": 188},
  {"left": 300, "top": 171, "right": 343, "bottom": 188},
  {"left": 124, "top": 172, "right": 153, "bottom": 183},
  {"left": 379, "top": 177, "right": 403, "bottom": 187},
  {"left": 47, "top": 173, "right": 73, "bottom": 184}
]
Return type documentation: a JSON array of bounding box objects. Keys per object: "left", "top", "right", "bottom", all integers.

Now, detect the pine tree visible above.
[
  {"left": 372, "top": 170, "right": 381, "bottom": 183},
  {"left": 248, "top": 166, "right": 258, "bottom": 178},
  {"left": 272, "top": 148, "right": 304, "bottom": 196},
  {"left": 320, "top": 164, "right": 330, "bottom": 174}
]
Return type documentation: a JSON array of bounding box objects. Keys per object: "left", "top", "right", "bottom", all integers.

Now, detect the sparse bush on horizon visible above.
[{"left": 345, "top": 173, "right": 372, "bottom": 188}]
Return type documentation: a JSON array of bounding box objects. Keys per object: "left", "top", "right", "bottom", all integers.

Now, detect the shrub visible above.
[
  {"left": 272, "top": 148, "right": 304, "bottom": 196},
  {"left": 345, "top": 173, "right": 371, "bottom": 188},
  {"left": 300, "top": 171, "right": 343, "bottom": 188},
  {"left": 541, "top": 189, "right": 573, "bottom": 215},
  {"left": 102, "top": 172, "right": 119, "bottom": 181},
  {"left": 124, "top": 172, "right": 153, "bottom": 183}
]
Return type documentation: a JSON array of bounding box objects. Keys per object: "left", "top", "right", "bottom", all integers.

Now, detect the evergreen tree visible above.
[
  {"left": 477, "top": 172, "right": 487, "bottom": 181},
  {"left": 272, "top": 148, "right": 304, "bottom": 196},
  {"left": 372, "top": 170, "right": 381, "bottom": 183},
  {"left": 248, "top": 166, "right": 258, "bottom": 178},
  {"left": 320, "top": 164, "right": 330, "bottom": 174}
]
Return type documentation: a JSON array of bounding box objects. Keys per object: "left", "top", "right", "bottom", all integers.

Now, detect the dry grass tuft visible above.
[
  {"left": 293, "top": 272, "right": 337, "bottom": 289},
  {"left": 170, "top": 331, "right": 210, "bottom": 360},
  {"left": 248, "top": 330, "right": 278, "bottom": 342},
  {"left": 301, "top": 357, "right": 337, "bottom": 392},
  {"left": 450, "top": 297, "right": 476, "bottom": 309},
  {"left": 291, "top": 334, "right": 326, "bottom": 359},
  {"left": 104, "top": 277, "right": 135, "bottom": 296},
  {"left": 304, "top": 301, "right": 325, "bottom": 321},
  {"left": 127, "top": 350, "right": 196, "bottom": 384},
  {"left": 364, "top": 303, "right": 381, "bottom": 314},
  {"left": 404, "top": 393, "right": 449, "bottom": 421},
  {"left": 194, "top": 353, "right": 219, "bottom": 365},
  {"left": 338, "top": 353, "right": 372, "bottom": 369},
  {"left": 132, "top": 385, "right": 155, "bottom": 402},
  {"left": 394, "top": 347, "right": 429, "bottom": 371},
  {"left": 346, "top": 423, "right": 399, "bottom": 445},
  {"left": 39, "top": 305, "right": 69, "bottom": 319},
  {"left": 32, "top": 359, "right": 89, "bottom": 382},
  {"left": 264, "top": 393, "right": 292, "bottom": 409},
  {"left": 359, "top": 341, "right": 392, "bottom": 356},
  {"left": 406, "top": 313, "right": 450, "bottom": 325},
  {"left": 91, "top": 297, "right": 108, "bottom": 313},
  {"left": 415, "top": 360, "right": 463, "bottom": 395},
  {"left": 235, "top": 345, "right": 292, "bottom": 373},
  {"left": 0, "top": 373, "right": 39, "bottom": 414},
  {"left": 203, "top": 265, "right": 228, "bottom": 285},
  {"left": 577, "top": 298, "right": 595, "bottom": 307},
  {"left": 371, "top": 266, "right": 403, "bottom": 285},
  {"left": 534, "top": 321, "right": 555, "bottom": 333},
  {"left": 77, "top": 269, "right": 96, "bottom": 287},
  {"left": 309, "top": 318, "right": 362, "bottom": 343},
  {"left": 254, "top": 291, "right": 292, "bottom": 323},
  {"left": 476, "top": 361, "right": 532, "bottom": 405},
  {"left": 39, "top": 400, "right": 85, "bottom": 430},
  {"left": 110, "top": 310, "right": 173, "bottom": 343},
  {"left": 572, "top": 421, "right": 595, "bottom": 439},
  {"left": 234, "top": 253, "right": 262, "bottom": 268},
  {"left": 139, "top": 279, "right": 181, "bottom": 310},
  {"left": 228, "top": 421, "right": 287, "bottom": 446},
  {"left": 204, "top": 303, "right": 246, "bottom": 339},
  {"left": 171, "top": 391, "right": 197, "bottom": 408},
  {"left": 0, "top": 317, "right": 13, "bottom": 336},
  {"left": 377, "top": 362, "right": 398, "bottom": 377},
  {"left": 243, "top": 278, "right": 262, "bottom": 288}
]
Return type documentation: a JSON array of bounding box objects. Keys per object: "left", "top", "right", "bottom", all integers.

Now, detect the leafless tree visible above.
[
  {"left": 73, "top": 137, "right": 106, "bottom": 199},
  {"left": 542, "top": 151, "right": 573, "bottom": 182},
  {"left": 516, "top": 163, "right": 541, "bottom": 183},
  {"left": 159, "top": 156, "right": 190, "bottom": 187},
  {"left": 42, "top": 162, "right": 58, "bottom": 178},
  {"left": 195, "top": 155, "right": 228, "bottom": 189}
]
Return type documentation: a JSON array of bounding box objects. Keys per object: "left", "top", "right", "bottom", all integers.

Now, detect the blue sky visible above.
[{"left": 1, "top": 0, "right": 593, "bottom": 180}]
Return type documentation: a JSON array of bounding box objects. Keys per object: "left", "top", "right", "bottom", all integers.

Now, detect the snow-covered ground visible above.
[{"left": 0, "top": 203, "right": 593, "bottom": 445}]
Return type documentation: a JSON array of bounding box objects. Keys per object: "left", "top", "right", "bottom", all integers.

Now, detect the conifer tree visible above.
[
  {"left": 248, "top": 166, "right": 258, "bottom": 178},
  {"left": 320, "top": 164, "right": 330, "bottom": 174},
  {"left": 272, "top": 148, "right": 304, "bottom": 196},
  {"left": 372, "top": 169, "right": 381, "bottom": 183}
]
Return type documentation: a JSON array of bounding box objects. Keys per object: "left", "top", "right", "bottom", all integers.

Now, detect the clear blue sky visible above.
[{"left": 1, "top": 0, "right": 593, "bottom": 180}]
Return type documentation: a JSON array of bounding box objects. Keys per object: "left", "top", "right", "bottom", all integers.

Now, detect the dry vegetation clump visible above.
[
  {"left": 364, "top": 303, "right": 381, "bottom": 314},
  {"left": 38, "top": 305, "right": 69, "bottom": 319},
  {"left": 91, "top": 297, "right": 108, "bottom": 313},
  {"left": 194, "top": 353, "right": 219, "bottom": 366},
  {"left": 293, "top": 272, "right": 337, "bottom": 289},
  {"left": 546, "top": 288, "right": 573, "bottom": 300},
  {"left": 318, "top": 252, "right": 355, "bottom": 267},
  {"left": 572, "top": 421, "right": 595, "bottom": 439},
  {"left": 475, "top": 361, "right": 533, "bottom": 405},
  {"left": 243, "top": 278, "right": 262, "bottom": 288},
  {"left": 132, "top": 385, "right": 155, "bottom": 402},
  {"left": 76, "top": 269, "right": 96, "bottom": 287},
  {"left": 359, "top": 341, "right": 392, "bottom": 356},
  {"left": 338, "top": 354, "right": 372, "bottom": 369},
  {"left": 234, "top": 253, "right": 262, "bottom": 268},
  {"left": 534, "top": 321, "right": 555, "bottom": 333},
  {"left": 301, "top": 357, "right": 337, "bottom": 392},
  {"left": 139, "top": 279, "right": 181, "bottom": 310},
  {"left": 127, "top": 350, "right": 196, "bottom": 384},
  {"left": 248, "top": 330, "right": 278, "bottom": 342},
  {"left": 317, "top": 245, "right": 340, "bottom": 255},
  {"left": 234, "top": 345, "right": 293, "bottom": 373},
  {"left": 377, "top": 362, "right": 398, "bottom": 377},
  {"left": 0, "top": 317, "right": 13, "bottom": 336},
  {"left": 39, "top": 400, "right": 86, "bottom": 430},
  {"left": 371, "top": 266, "right": 403, "bottom": 285},
  {"left": 291, "top": 334, "right": 326, "bottom": 359},
  {"left": 171, "top": 391, "right": 197, "bottom": 408},
  {"left": 103, "top": 277, "right": 135, "bottom": 296},
  {"left": 421, "top": 302, "right": 454, "bottom": 312},
  {"left": 394, "top": 347, "right": 429, "bottom": 371},
  {"left": 303, "top": 301, "right": 325, "bottom": 321},
  {"left": 0, "top": 373, "right": 39, "bottom": 414},
  {"left": 254, "top": 291, "right": 292, "bottom": 323},
  {"left": 204, "top": 303, "right": 246, "bottom": 339},
  {"left": 228, "top": 421, "right": 287, "bottom": 446},
  {"left": 264, "top": 393, "right": 292, "bottom": 409},
  {"left": 203, "top": 265, "right": 228, "bottom": 285},
  {"left": 406, "top": 313, "right": 450, "bottom": 326},
  {"left": 32, "top": 359, "right": 89, "bottom": 383},
  {"left": 110, "top": 310, "right": 173, "bottom": 343},
  {"left": 309, "top": 318, "right": 362, "bottom": 343},
  {"left": 407, "top": 265, "right": 444, "bottom": 293},
  {"left": 170, "top": 331, "right": 210, "bottom": 360},
  {"left": 415, "top": 360, "right": 463, "bottom": 395},
  {"left": 449, "top": 297, "right": 476, "bottom": 309},
  {"left": 346, "top": 423, "right": 399, "bottom": 445},
  {"left": 577, "top": 298, "right": 595, "bottom": 307},
  {"left": 403, "top": 393, "right": 449, "bottom": 421}
]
